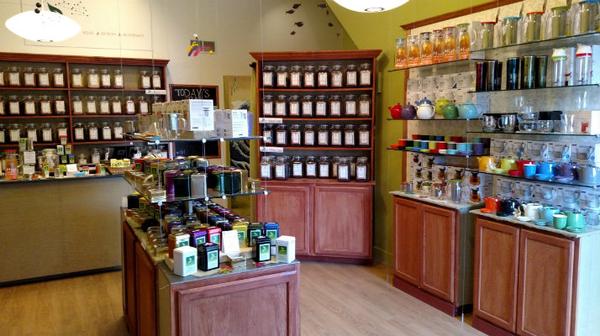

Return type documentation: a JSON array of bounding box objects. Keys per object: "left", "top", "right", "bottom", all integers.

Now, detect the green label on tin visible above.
[
  {"left": 207, "top": 250, "right": 219, "bottom": 269},
  {"left": 266, "top": 229, "right": 277, "bottom": 241},
  {"left": 195, "top": 236, "right": 206, "bottom": 246},
  {"left": 176, "top": 240, "right": 189, "bottom": 248},
  {"left": 185, "top": 255, "right": 195, "bottom": 267},
  {"left": 250, "top": 230, "right": 261, "bottom": 239},
  {"left": 210, "top": 234, "right": 220, "bottom": 244},
  {"left": 278, "top": 245, "right": 287, "bottom": 256},
  {"left": 259, "top": 243, "right": 270, "bottom": 261},
  {"left": 237, "top": 231, "right": 246, "bottom": 243}
]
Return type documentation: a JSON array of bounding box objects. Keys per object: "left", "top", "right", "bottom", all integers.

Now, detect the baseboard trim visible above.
[
  {"left": 393, "top": 275, "right": 471, "bottom": 317},
  {"left": 0, "top": 266, "right": 122, "bottom": 288},
  {"left": 297, "top": 255, "right": 372, "bottom": 265},
  {"left": 472, "top": 315, "right": 515, "bottom": 336}
]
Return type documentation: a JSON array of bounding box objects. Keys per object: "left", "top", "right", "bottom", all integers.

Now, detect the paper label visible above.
[
  {"left": 261, "top": 164, "right": 272, "bottom": 178},
  {"left": 101, "top": 74, "right": 111, "bottom": 87},
  {"left": 275, "top": 102, "right": 286, "bottom": 116},
  {"left": 291, "top": 131, "right": 301, "bottom": 145},
  {"left": 9, "top": 102, "right": 19, "bottom": 114},
  {"left": 318, "top": 132, "right": 328, "bottom": 145},
  {"left": 277, "top": 73, "right": 287, "bottom": 87},
  {"left": 316, "top": 102, "right": 327, "bottom": 116},
  {"left": 359, "top": 131, "right": 370, "bottom": 146},
  {"left": 319, "top": 164, "right": 329, "bottom": 178},
  {"left": 359, "top": 101, "right": 370, "bottom": 116},
  {"left": 263, "top": 101, "right": 273, "bottom": 116},
  {"left": 357, "top": 166, "right": 367, "bottom": 180},
  {"left": 259, "top": 243, "right": 270, "bottom": 261},
  {"left": 73, "top": 101, "right": 83, "bottom": 114},
  {"left": 318, "top": 72, "right": 328, "bottom": 86},
  {"left": 339, "top": 166, "right": 349, "bottom": 180},
  {"left": 302, "top": 102, "right": 313, "bottom": 116},
  {"left": 346, "top": 101, "right": 356, "bottom": 115},
  {"left": 332, "top": 73, "right": 343, "bottom": 87},
  {"left": 289, "top": 102, "right": 300, "bottom": 116},
  {"left": 0, "top": 131, "right": 5, "bottom": 143},
  {"left": 25, "top": 102, "right": 35, "bottom": 115},
  {"left": 53, "top": 73, "right": 64, "bottom": 87},
  {"left": 276, "top": 131, "right": 286, "bottom": 145},
  {"left": 360, "top": 70, "right": 371, "bottom": 86},
  {"left": 275, "top": 165, "right": 285, "bottom": 178},
  {"left": 304, "top": 73, "right": 315, "bottom": 86},
  {"left": 140, "top": 102, "right": 148, "bottom": 114},
  {"left": 142, "top": 77, "right": 151, "bottom": 88},
  {"left": 307, "top": 163, "right": 317, "bottom": 176},
  {"left": 100, "top": 101, "right": 110, "bottom": 114},
  {"left": 23, "top": 165, "right": 35, "bottom": 175},
  {"left": 114, "top": 75, "right": 123, "bottom": 88},
  {"left": 263, "top": 72, "right": 273, "bottom": 86},
  {"left": 293, "top": 163, "right": 302, "bottom": 176},
  {"left": 291, "top": 73, "right": 301, "bottom": 87},
  {"left": 9, "top": 129, "right": 20, "bottom": 142},
  {"left": 345, "top": 132, "right": 355, "bottom": 145},
  {"left": 75, "top": 128, "right": 84, "bottom": 140},
  {"left": 72, "top": 74, "right": 82, "bottom": 87},
  {"left": 23, "top": 151, "right": 36, "bottom": 164},
  {"left": 58, "top": 128, "right": 68, "bottom": 138},
  {"left": 88, "top": 74, "right": 99, "bottom": 88},
  {"left": 304, "top": 131, "right": 314, "bottom": 145},
  {"left": 24, "top": 73, "right": 35, "bottom": 86},
  {"left": 87, "top": 101, "right": 97, "bottom": 114},
  {"left": 27, "top": 129, "right": 37, "bottom": 142},
  {"left": 114, "top": 127, "right": 123, "bottom": 139},
  {"left": 55, "top": 101, "right": 65, "bottom": 113},
  {"left": 330, "top": 102, "right": 341, "bottom": 116},
  {"left": 102, "top": 128, "right": 112, "bottom": 140},
  {"left": 42, "top": 129, "right": 52, "bottom": 142},
  {"left": 38, "top": 73, "right": 50, "bottom": 86},
  {"left": 112, "top": 101, "right": 122, "bottom": 114},
  {"left": 331, "top": 132, "right": 342, "bottom": 146},
  {"left": 152, "top": 75, "right": 161, "bottom": 88},
  {"left": 41, "top": 101, "right": 52, "bottom": 114},
  {"left": 9, "top": 73, "right": 20, "bottom": 86},
  {"left": 347, "top": 72, "right": 357, "bottom": 86},
  {"left": 126, "top": 101, "right": 135, "bottom": 113},
  {"left": 89, "top": 128, "right": 98, "bottom": 140}
]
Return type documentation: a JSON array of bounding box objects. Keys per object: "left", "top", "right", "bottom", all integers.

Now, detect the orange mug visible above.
[{"left": 482, "top": 196, "right": 499, "bottom": 213}]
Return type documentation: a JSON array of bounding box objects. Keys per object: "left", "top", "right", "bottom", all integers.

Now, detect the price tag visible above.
[
  {"left": 260, "top": 146, "right": 284, "bottom": 153},
  {"left": 23, "top": 151, "right": 36, "bottom": 164},
  {"left": 259, "top": 117, "right": 283, "bottom": 124},
  {"left": 66, "top": 164, "right": 78, "bottom": 174},
  {"left": 23, "top": 165, "right": 35, "bottom": 175}
]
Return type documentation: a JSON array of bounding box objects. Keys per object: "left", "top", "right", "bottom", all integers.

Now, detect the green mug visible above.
[
  {"left": 553, "top": 213, "right": 568, "bottom": 230},
  {"left": 566, "top": 211, "right": 585, "bottom": 232}
]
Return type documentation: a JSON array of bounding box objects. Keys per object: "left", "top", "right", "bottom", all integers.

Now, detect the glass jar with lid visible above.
[
  {"left": 26, "top": 123, "right": 38, "bottom": 142},
  {"left": 0, "top": 97, "right": 4, "bottom": 115},
  {"left": 125, "top": 96, "right": 136, "bottom": 114},
  {"left": 303, "top": 124, "right": 315, "bottom": 146},
  {"left": 331, "top": 156, "right": 341, "bottom": 178},
  {"left": 291, "top": 156, "right": 304, "bottom": 178},
  {"left": 41, "top": 123, "right": 53, "bottom": 142},
  {"left": 276, "top": 65, "right": 288, "bottom": 87},
  {"left": 302, "top": 95, "right": 314, "bottom": 117},
  {"left": 274, "top": 156, "right": 289, "bottom": 180},
  {"left": 275, "top": 124, "right": 288, "bottom": 146},
  {"left": 100, "top": 69, "right": 111, "bottom": 88},
  {"left": 407, "top": 35, "right": 420, "bottom": 66},
  {"left": 337, "top": 157, "right": 351, "bottom": 182},
  {"left": 457, "top": 23, "right": 471, "bottom": 59},
  {"left": 290, "top": 65, "right": 302, "bottom": 87},
  {"left": 86, "top": 96, "right": 97, "bottom": 114},
  {"left": 111, "top": 96, "right": 122, "bottom": 114},
  {"left": 288, "top": 95, "right": 300, "bottom": 116},
  {"left": 262, "top": 65, "right": 275, "bottom": 87},
  {"left": 152, "top": 70, "right": 162, "bottom": 88},
  {"left": 54, "top": 95, "right": 66, "bottom": 115},
  {"left": 275, "top": 95, "right": 287, "bottom": 116},
  {"left": 99, "top": 96, "right": 110, "bottom": 114},
  {"left": 304, "top": 65, "right": 315, "bottom": 87},
  {"left": 317, "top": 124, "right": 329, "bottom": 146},
  {"left": 344, "top": 124, "right": 356, "bottom": 146},
  {"left": 101, "top": 122, "right": 112, "bottom": 140},
  {"left": 479, "top": 22, "right": 495, "bottom": 50},
  {"left": 331, "top": 64, "right": 344, "bottom": 87},
  {"left": 359, "top": 94, "right": 371, "bottom": 116},
  {"left": 260, "top": 156, "right": 273, "bottom": 180},
  {"left": 23, "top": 67, "right": 36, "bottom": 87},
  {"left": 53, "top": 68, "right": 65, "bottom": 87},
  {"left": 262, "top": 124, "right": 274, "bottom": 145},
  {"left": 262, "top": 95, "right": 274, "bottom": 116},
  {"left": 318, "top": 156, "right": 331, "bottom": 178},
  {"left": 346, "top": 64, "right": 358, "bottom": 86},
  {"left": 0, "top": 124, "right": 5, "bottom": 143},
  {"left": 420, "top": 32, "right": 433, "bottom": 65},
  {"left": 87, "top": 68, "right": 100, "bottom": 88},
  {"left": 73, "top": 123, "right": 85, "bottom": 141},
  {"left": 87, "top": 122, "right": 99, "bottom": 141},
  {"left": 432, "top": 29, "right": 444, "bottom": 62},
  {"left": 305, "top": 156, "right": 317, "bottom": 177},
  {"left": 344, "top": 95, "right": 357, "bottom": 116},
  {"left": 0, "top": 69, "right": 5, "bottom": 86},
  {"left": 8, "top": 124, "right": 21, "bottom": 142},
  {"left": 8, "top": 95, "right": 20, "bottom": 115},
  {"left": 501, "top": 17, "right": 519, "bottom": 46},
  {"left": 37, "top": 67, "right": 50, "bottom": 87},
  {"left": 8, "top": 66, "right": 20, "bottom": 86},
  {"left": 290, "top": 124, "right": 302, "bottom": 146},
  {"left": 113, "top": 122, "right": 124, "bottom": 139},
  {"left": 57, "top": 122, "right": 68, "bottom": 141},
  {"left": 40, "top": 95, "right": 52, "bottom": 115},
  {"left": 359, "top": 63, "right": 372, "bottom": 86},
  {"left": 395, "top": 38, "right": 408, "bottom": 68},
  {"left": 317, "top": 65, "right": 329, "bottom": 87},
  {"left": 358, "top": 124, "right": 370, "bottom": 146},
  {"left": 329, "top": 95, "right": 342, "bottom": 117},
  {"left": 314, "top": 95, "right": 327, "bottom": 117},
  {"left": 24, "top": 96, "right": 36, "bottom": 115},
  {"left": 113, "top": 69, "right": 124, "bottom": 88},
  {"left": 443, "top": 26, "right": 458, "bottom": 61},
  {"left": 72, "top": 95, "right": 83, "bottom": 114},
  {"left": 330, "top": 125, "right": 343, "bottom": 146},
  {"left": 356, "top": 157, "right": 369, "bottom": 181},
  {"left": 139, "top": 96, "right": 149, "bottom": 115},
  {"left": 140, "top": 70, "right": 151, "bottom": 89},
  {"left": 71, "top": 68, "right": 83, "bottom": 87}
]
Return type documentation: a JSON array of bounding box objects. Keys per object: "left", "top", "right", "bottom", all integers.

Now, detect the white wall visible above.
[{"left": 0, "top": 0, "right": 355, "bottom": 105}]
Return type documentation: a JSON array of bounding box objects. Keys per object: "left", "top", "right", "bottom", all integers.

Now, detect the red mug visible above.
[
  {"left": 482, "top": 196, "right": 499, "bottom": 213},
  {"left": 516, "top": 160, "right": 535, "bottom": 175},
  {"left": 450, "top": 136, "right": 463, "bottom": 142},
  {"left": 412, "top": 134, "right": 421, "bottom": 140},
  {"left": 397, "top": 139, "right": 407, "bottom": 146},
  {"left": 436, "top": 142, "right": 448, "bottom": 150}
]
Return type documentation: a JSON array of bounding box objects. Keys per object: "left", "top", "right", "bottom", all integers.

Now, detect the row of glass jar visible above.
[
  {"left": 73, "top": 122, "right": 125, "bottom": 142},
  {"left": 262, "top": 63, "right": 372, "bottom": 88},
  {"left": 0, "top": 95, "right": 67, "bottom": 115},
  {"left": 260, "top": 155, "right": 369, "bottom": 182},
  {"left": 263, "top": 94, "right": 371, "bottom": 117},
  {"left": 395, "top": 25, "right": 471, "bottom": 68},
  {"left": 0, "top": 123, "right": 68, "bottom": 143},
  {"left": 263, "top": 124, "right": 371, "bottom": 147},
  {"left": 0, "top": 95, "right": 151, "bottom": 115},
  {"left": 0, "top": 67, "right": 66, "bottom": 87}
]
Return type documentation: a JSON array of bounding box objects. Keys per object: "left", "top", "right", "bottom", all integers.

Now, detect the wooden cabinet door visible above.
[
  {"left": 420, "top": 204, "right": 456, "bottom": 302},
  {"left": 517, "top": 230, "right": 575, "bottom": 336},
  {"left": 122, "top": 222, "right": 137, "bottom": 336},
  {"left": 474, "top": 218, "right": 520, "bottom": 333},
  {"left": 313, "top": 184, "right": 373, "bottom": 258},
  {"left": 257, "top": 183, "right": 312, "bottom": 255},
  {"left": 135, "top": 243, "right": 156, "bottom": 336},
  {"left": 393, "top": 197, "right": 421, "bottom": 286}
]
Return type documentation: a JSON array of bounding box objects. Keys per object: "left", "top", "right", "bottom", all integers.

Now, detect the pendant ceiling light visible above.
[
  {"left": 331, "top": 0, "right": 409, "bottom": 13},
  {"left": 5, "top": 1, "right": 80, "bottom": 42}
]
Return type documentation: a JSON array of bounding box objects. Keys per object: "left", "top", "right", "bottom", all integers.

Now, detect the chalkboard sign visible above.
[{"left": 169, "top": 84, "right": 219, "bottom": 106}]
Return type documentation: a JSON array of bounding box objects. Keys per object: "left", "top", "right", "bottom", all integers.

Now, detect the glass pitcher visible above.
[
  {"left": 457, "top": 23, "right": 471, "bottom": 59},
  {"left": 419, "top": 32, "right": 433, "bottom": 65},
  {"left": 443, "top": 26, "right": 457, "bottom": 62},
  {"left": 432, "top": 29, "right": 444, "bottom": 63},
  {"left": 407, "top": 35, "right": 420, "bottom": 66},
  {"left": 394, "top": 37, "right": 407, "bottom": 69},
  {"left": 573, "top": 0, "right": 599, "bottom": 34},
  {"left": 501, "top": 16, "right": 521, "bottom": 46}
]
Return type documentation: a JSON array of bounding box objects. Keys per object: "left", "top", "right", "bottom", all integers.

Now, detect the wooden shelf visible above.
[
  {"left": 0, "top": 115, "right": 69, "bottom": 119},
  {"left": 260, "top": 117, "right": 372, "bottom": 122},
  {"left": 71, "top": 114, "right": 138, "bottom": 118},
  {"left": 69, "top": 88, "right": 151, "bottom": 93},
  {"left": 0, "top": 142, "right": 59, "bottom": 148},
  {"left": 261, "top": 146, "right": 372, "bottom": 151},
  {"left": 0, "top": 87, "right": 68, "bottom": 91},
  {"left": 261, "top": 177, "right": 375, "bottom": 185},
  {"left": 73, "top": 140, "right": 140, "bottom": 145},
  {"left": 259, "top": 87, "right": 373, "bottom": 93}
]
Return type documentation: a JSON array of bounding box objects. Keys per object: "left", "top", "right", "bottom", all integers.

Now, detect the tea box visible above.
[
  {"left": 173, "top": 246, "right": 197, "bottom": 276},
  {"left": 263, "top": 222, "right": 280, "bottom": 244},
  {"left": 207, "top": 226, "right": 222, "bottom": 249},
  {"left": 188, "top": 227, "right": 207, "bottom": 247},
  {"left": 276, "top": 236, "right": 296, "bottom": 264},
  {"left": 168, "top": 233, "right": 190, "bottom": 258},
  {"left": 253, "top": 236, "right": 272, "bottom": 263},
  {"left": 198, "top": 242, "right": 220, "bottom": 271},
  {"left": 248, "top": 223, "right": 263, "bottom": 246},
  {"left": 232, "top": 222, "right": 249, "bottom": 248}
]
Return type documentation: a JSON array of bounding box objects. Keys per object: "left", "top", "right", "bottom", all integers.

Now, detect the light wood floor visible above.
[{"left": 0, "top": 262, "right": 484, "bottom": 336}]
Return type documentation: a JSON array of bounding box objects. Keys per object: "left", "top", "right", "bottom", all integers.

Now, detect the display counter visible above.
[{"left": 0, "top": 174, "right": 132, "bottom": 285}]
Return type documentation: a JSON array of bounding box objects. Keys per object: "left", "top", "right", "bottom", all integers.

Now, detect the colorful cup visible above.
[
  {"left": 566, "top": 211, "right": 585, "bottom": 231},
  {"left": 420, "top": 140, "right": 429, "bottom": 149},
  {"left": 428, "top": 141, "right": 437, "bottom": 150},
  {"left": 473, "top": 142, "right": 485, "bottom": 155},
  {"left": 537, "top": 162, "right": 555, "bottom": 176},
  {"left": 542, "top": 206, "right": 560, "bottom": 225},
  {"left": 483, "top": 196, "right": 499, "bottom": 213},
  {"left": 523, "top": 163, "right": 537, "bottom": 179},
  {"left": 553, "top": 213, "right": 568, "bottom": 229}
]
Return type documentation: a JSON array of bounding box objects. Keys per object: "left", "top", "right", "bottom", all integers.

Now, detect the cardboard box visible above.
[
  {"left": 276, "top": 236, "right": 296, "bottom": 264},
  {"left": 173, "top": 246, "right": 197, "bottom": 277},
  {"left": 214, "top": 109, "right": 250, "bottom": 137}
]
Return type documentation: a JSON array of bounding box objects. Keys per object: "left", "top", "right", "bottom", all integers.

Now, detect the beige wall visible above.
[{"left": 0, "top": 0, "right": 356, "bottom": 106}]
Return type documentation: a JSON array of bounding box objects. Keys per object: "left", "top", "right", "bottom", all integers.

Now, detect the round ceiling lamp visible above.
[
  {"left": 5, "top": 2, "right": 80, "bottom": 42},
  {"left": 331, "top": 0, "right": 409, "bottom": 13}
]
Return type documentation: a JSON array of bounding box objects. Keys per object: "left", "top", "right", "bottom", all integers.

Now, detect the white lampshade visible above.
[
  {"left": 332, "top": 0, "right": 409, "bottom": 13},
  {"left": 5, "top": 10, "right": 80, "bottom": 42}
]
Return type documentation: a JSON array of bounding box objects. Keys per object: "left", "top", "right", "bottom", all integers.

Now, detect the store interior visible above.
[{"left": 2, "top": 0, "right": 600, "bottom": 335}]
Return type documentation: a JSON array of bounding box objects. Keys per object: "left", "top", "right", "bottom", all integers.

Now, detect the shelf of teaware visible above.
[
  {"left": 127, "top": 134, "right": 264, "bottom": 143},
  {"left": 473, "top": 168, "right": 600, "bottom": 189},
  {"left": 388, "top": 58, "right": 485, "bottom": 72},
  {"left": 466, "top": 131, "right": 600, "bottom": 138},
  {"left": 261, "top": 146, "right": 372, "bottom": 152},
  {"left": 469, "top": 31, "right": 600, "bottom": 56},
  {"left": 469, "top": 84, "right": 600, "bottom": 94},
  {"left": 388, "top": 118, "right": 480, "bottom": 121},
  {"left": 386, "top": 148, "right": 486, "bottom": 158}
]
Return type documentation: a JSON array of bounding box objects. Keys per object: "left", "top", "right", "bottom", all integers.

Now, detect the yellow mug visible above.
[
  {"left": 477, "top": 156, "right": 496, "bottom": 172},
  {"left": 428, "top": 141, "right": 437, "bottom": 150},
  {"left": 500, "top": 158, "right": 517, "bottom": 171}
]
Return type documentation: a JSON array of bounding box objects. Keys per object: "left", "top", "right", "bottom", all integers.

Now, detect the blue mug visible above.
[
  {"left": 542, "top": 206, "right": 560, "bottom": 225},
  {"left": 537, "top": 162, "right": 555, "bottom": 176},
  {"left": 523, "top": 164, "right": 537, "bottom": 179},
  {"left": 420, "top": 140, "right": 429, "bottom": 149}
]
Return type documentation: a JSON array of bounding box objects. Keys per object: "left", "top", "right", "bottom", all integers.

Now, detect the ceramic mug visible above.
[
  {"left": 523, "top": 163, "right": 537, "bottom": 179},
  {"left": 553, "top": 213, "right": 568, "bottom": 229},
  {"left": 500, "top": 158, "right": 517, "bottom": 171},
  {"left": 478, "top": 156, "right": 496, "bottom": 172},
  {"left": 542, "top": 206, "right": 560, "bottom": 225},
  {"left": 456, "top": 143, "right": 468, "bottom": 154},
  {"left": 566, "top": 211, "right": 585, "bottom": 231},
  {"left": 522, "top": 202, "right": 543, "bottom": 220},
  {"left": 482, "top": 196, "right": 499, "bottom": 213},
  {"left": 537, "top": 161, "right": 555, "bottom": 176}
]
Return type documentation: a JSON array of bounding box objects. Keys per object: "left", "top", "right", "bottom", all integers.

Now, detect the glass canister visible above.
[
  {"left": 346, "top": 64, "right": 358, "bottom": 86},
  {"left": 4, "top": 149, "right": 19, "bottom": 180},
  {"left": 0, "top": 69, "right": 4, "bottom": 86},
  {"left": 152, "top": 70, "right": 162, "bottom": 88},
  {"left": 290, "top": 65, "right": 302, "bottom": 87},
  {"left": 39, "top": 95, "right": 52, "bottom": 115},
  {"left": 26, "top": 123, "right": 38, "bottom": 142},
  {"left": 86, "top": 96, "right": 97, "bottom": 114},
  {"left": 395, "top": 37, "right": 408, "bottom": 68},
  {"left": 358, "top": 124, "right": 370, "bottom": 146},
  {"left": 24, "top": 96, "right": 36, "bottom": 115},
  {"left": 8, "top": 95, "right": 20, "bottom": 115},
  {"left": 291, "top": 155, "right": 304, "bottom": 178},
  {"left": 53, "top": 68, "right": 65, "bottom": 87},
  {"left": 432, "top": 29, "right": 444, "bottom": 63},
  {"left": 113, "top": 122, "right": 124, "bottom": 139},
  {"left": 262, "top": 124, "right": 274, "bottom": 145},
  {"left": 288, "top": 95, "right": 300, "bottom": 116},
  {"left": 8, "top": 66, "right": 20, "bottom": 86},
  {"left": 420, "top": 32, "right": 433, "bottom": 65},
  {"left": 330, "top": 124, "right": 343, "bottom": 146},
  {"left": 41, "top": 123, "right": 53, "bottom": 142},
  {"left": 100, "top": 69, "right": 111, "bottom": 88},
  {"left": 480, "top": 22, "right": 496, "bottom": 49},
  {"left": 0, "top": 124, "right": 5, "bottom": 143},
  {"left": 276, "top": 65, "right": 288, "bottom": 87},
  {"left": 317, "top": 65, "right": 329, "bottom": 87},
  {"left": 359, "top": 94, "right": 370, "bottom": 116},
  {"left": 317, "top": 124, "right": 329, "bottom": 146},
  {"left": 125, "top": 96, "right": 136, "bottom": 114},
  {"left": 502, "top": 16, "right": 520, "bottom": 46},
  {"left": 87, "top": 68, "right": 100, "bottom": 88},
  {"left": 331, "top": 156, "right": 340, "bottom": 178},
  {"left": 524, "top": 12, "right": 543, "bottom": 42},
  {"left": 305, "top": 156, "right": 317, "bottom": 177},
  {"left": 111, "top": 96, "right": 122, "bottom": 114},
  {"left": 302, "top": 95, "right": 314, "bottom": 117},
  {"left": 407, "top": 35, "right": 420, "bottom": 66},
  {"left": 337, "top": 157, "right": 351, "bottom": 182},
  {"left": 303, "top": 124, "right": 315, "bottom": 146},
  {"left": 0, "top": 97, "right": 4, "bottom": 115},
  {"left": 275, "top": 95, "right": 287, "bottom": 116},
  {"left": 315, "top": 95, "right": 328, "bottom": 117},
  {"left": 303, "top": 65, "right": 315, "bottom": 87},
  {"left": 101, "top": 122, "right": 112, "bottom": 140},
  {"left": 457, "top": 23, "right": 471, "bottom": 59},
  {"left": 57, "top": 122, "right": 68, "bottom": 140},
  {"left": 575, "top": 0, "right": 599, "bottom": 34},
  {"left": 329, "top": 95, "right": 342, "bottom": 117},
  {"left": 87, "top": 122, "right": 99, "bottom": 141},
  {"left": 37, "top": 67, "right": 50, "bottom": 87},
  {"left": 443, "top": 26, "right": 458, "bottom": 61},
  {"left": 356, "top": 157, "right": 369, "bottom": 181},
  {"left": 344, "top": 94, "right": 357, "bottom": 116},
  {"left": 23, "top": 67, "right": 36, "bottom": 86},
  {"left": 274, "top": 156, "right": 289, "bottom": 180},
  {"left": 260, "top": 156, "right": 273, "bottom": 180},
  {"left": 262, "top": 65, "right": 275, "bottom": 87},
  {"left": 8, "top": 124, "right": 21, "bottom": 142},
  {"left": 139, "top": 96, "right": 149, "bottom": 115},
  {"left": 140, "top": 70, "right": 151, "bottom": 89},
  {"left": 290, "top": 124, "right": 302, "bottom": 146},
  {"left": 71, "top": 68, "right": 83, "bottom": 87},
  {"left": 72, "top": 95, "right": 83, "bottom": 114},
  {"left": 275, "top": 124, "right": 288, "bottom": 146},
  {"left": 54, "top": 95, "right": 66, "bottom": 115},
  {"left": 113, "top": 69, "right": 124, "bottom": 88},
  {"left": 262, "top": 94, "right": 274, "bottom": 116},
  {"left": 99, "top": 96, "right": 110, "bottom": 114},
  {"left": 331, "top": 64, "right": 344, "bottom": 87},
  {"left": 344, "top": 124, "right": 356, "bottom": 146},
  {"left": 359, "top": 63, "right": 372, "bottom": 86},
  {"left": 547, "top": 6, "right": 568, "bottom": 39},
  {"left": 318, "top": 156, "right": 331, "bottom": 178}
]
